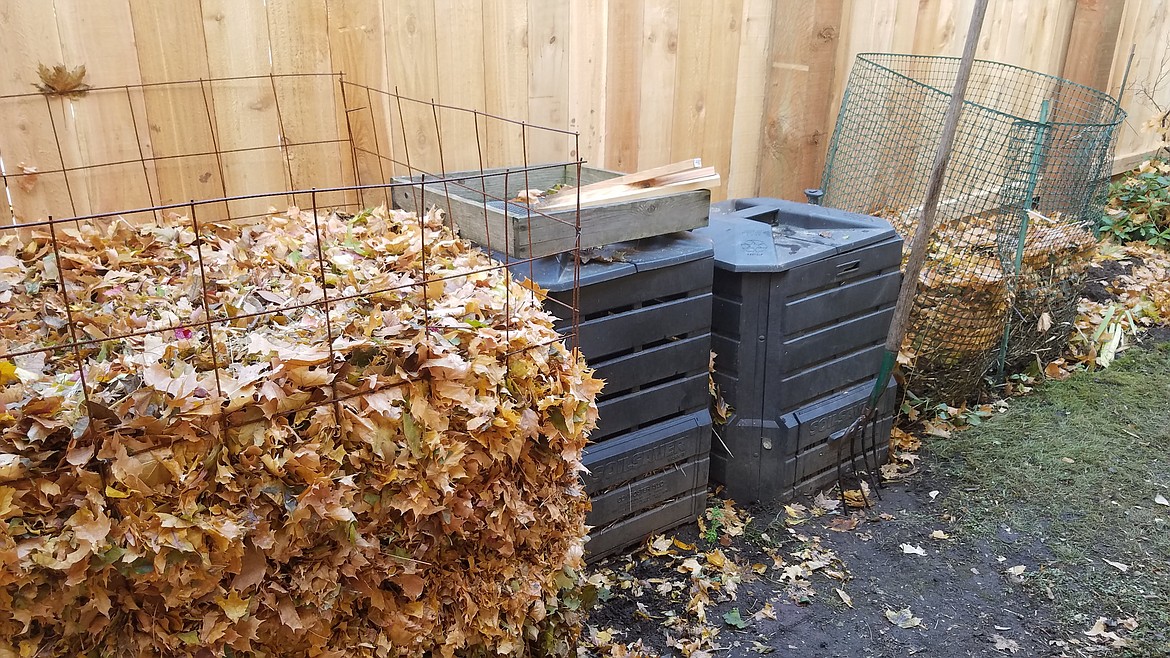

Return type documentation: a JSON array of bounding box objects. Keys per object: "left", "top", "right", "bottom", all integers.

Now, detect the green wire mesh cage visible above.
[{"left": 822, "top": 54, "right": 1125, "bottom": 402}]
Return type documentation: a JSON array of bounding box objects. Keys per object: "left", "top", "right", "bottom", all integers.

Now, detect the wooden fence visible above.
[{"left": 1, "top": 0, "right": 1168, "bottom": 221}]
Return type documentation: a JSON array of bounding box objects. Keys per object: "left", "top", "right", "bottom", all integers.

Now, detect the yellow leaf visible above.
[
  {"left": 784, "top": 504, "right": 808, "bottom": 521},
  {"left": 0, "top": 360, "right": 15, "bottom": 384},
  {"left": 104, "top": 485, "right": 131, "bottom": 499},
  {"left": 216, "top": 590, "right": 251, "bottom": 623},
  {"left": 843, "top": 481, "right": 872, "bottom": 508},
  {"left": 705, "top": 549, "right": 727, "bottom": 569},
  {"left": 672, "top": 537, "right": 696, "bottom": 552},
  {"left": 890, "top": 426, "right": 921, "bottom": 451},
  {"left": 0, "top": 486, "right": 17, "bottom": 518}
]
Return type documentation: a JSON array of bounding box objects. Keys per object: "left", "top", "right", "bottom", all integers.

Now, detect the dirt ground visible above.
[
  {"left": 585, "top": 475, "right": 1062, "bottom": 658},
  {"left": 582, "top": 342, "right": 1170, "bottom": 658}
]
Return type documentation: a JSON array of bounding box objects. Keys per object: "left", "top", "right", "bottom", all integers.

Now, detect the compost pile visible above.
[
  {"left": 883, "top": 208, "right": 1096, "bottom": 399},
  {"left": 0, "top": 206, "right": 601, "bottom": 657}
]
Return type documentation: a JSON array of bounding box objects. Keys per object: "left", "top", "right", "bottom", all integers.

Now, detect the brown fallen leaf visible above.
[
  {"left": 921, "top": 420, "right": 952, "bottom": 438},
  {"left": 843, "top": 481, "right": 872, "bottom": 508},
  {"left": 34, "top": 63, "right": 91, "bottom": 97},
  {"left": 752, "top": 603, "right": 777, "bottom": 621},
  {"left": 827, "top": 515, "right": 861, "bottom": 532},
  {"left": 889, "top": 426, "right": 921, "bottom": 451}
]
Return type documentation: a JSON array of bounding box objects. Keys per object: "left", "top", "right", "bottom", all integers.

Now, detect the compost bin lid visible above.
[
  {"left": 694, "top": 198, "right": 898, "bottom": 272},
  {"left": 490, "top": 231, "right": 713, "bottom": 292}
]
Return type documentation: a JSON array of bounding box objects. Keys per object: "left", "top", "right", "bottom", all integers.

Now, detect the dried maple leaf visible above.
[{"left": 34, "top": 63, "right": 91, "bottom": 97}]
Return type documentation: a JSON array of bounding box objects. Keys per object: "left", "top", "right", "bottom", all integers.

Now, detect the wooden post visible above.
[{"left": 1062, "top": 0, "right": 1127, "bottom": 93}]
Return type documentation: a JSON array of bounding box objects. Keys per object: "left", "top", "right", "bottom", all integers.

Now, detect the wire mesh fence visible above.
[
  {"left": 822, "top": 54, "right": 1124, "bottom": 402},
  {"left": 0, "top": 73, "right": 586, "bottom": 398},
  {"left": 0, "top": 73, "right": 595, "bottom": 653}
]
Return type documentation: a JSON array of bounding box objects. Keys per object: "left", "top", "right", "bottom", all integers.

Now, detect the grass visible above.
[{"left": 931, "top": 344, "right": 1170, "bottom": 656}]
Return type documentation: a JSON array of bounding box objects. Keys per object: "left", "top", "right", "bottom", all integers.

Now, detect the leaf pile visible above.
[
  {"left": 881, "top": 206, "right": 1096, "bottom": 401},
  {"left": 0, "top": 206, "right": 601, "bottom": 656}
]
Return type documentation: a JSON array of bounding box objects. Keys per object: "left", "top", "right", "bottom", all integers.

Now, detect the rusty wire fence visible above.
[{"left": 0, "top": 72, "right": 585, "bottom": 439}]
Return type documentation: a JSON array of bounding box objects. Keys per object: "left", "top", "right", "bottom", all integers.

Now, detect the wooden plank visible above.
[
  {"left": 0, "top": 1, "right": 74, "bottom": 224},
  {"left": 1113, "top": 148, "right": 1163, "bottom": 174},
  {"left": 129, "top": 0, "right": 227, "bottom": 222},
  {"left": 538, "top": 158, "right": 700, "bottom": 207},
  {"left": 568, "top": 0, "right": 608, "bottom": 167},
  {"left": 603, "top": 0, "right": 645, "bottom": 172},
  {"left": 1033, "top": 1, "right": 1078, "bottom": 76},
  {"left": 541, "top": 166, "right": 718, "bottom": 210},
  {"left": 385, "top": 0, "right": 441, "bottom": 176},
  {"left": 696, "top": 0, "right": 744, "bottom": 202},
  {"left": 912, "top": 0, "right": 975, "bottom": 57},
  {"left": 637, "top": 0, "right": 682, "bottom": 170},
  {"left": 758, "top": 0, "right": 845, "bottom": 201},
  {"left": 327, "top": 0, "right": 388, "bottom": 90},
  {"left": 1106, "top": 0, "right": 1142, "bottom": 162},
  {"left": 1062, "top": 0, "right": 1127, "bottom": 92},
  {"left": 1110, "top": 0, "right": 1170, "bottom": 168},
  {"left": 481, "top": 1, "right": 529, "bottom": 168},
  {"left": 54, "top": 0, "right": 155, "bottom": 220},
  {"left": 268, "top": 0, "right": 347, "bottom": 208},
  {"left": 201, "top": 0, "right": 289, "bottom": 220},
  {"left": 434, "top": 0, "right": 487, "bottom": 173},
  {"left": 527, "top": 0, "right": 571, "bottom": 164},
  {"left": 726, "top": 0, "right": 774, "bottom": 198},
  {"left": 390, "top": 165, "right": 709, "bottom": 257},
  {"left": 668, "top": 3, "right": 715, "bottom": 166},
  {"left": 327, "top": 0, "right": 391, "bottom": 208},
  {"left": 890, "top": 0, "right": 922, "bottom": 52},
  {"left": 843, "top": 0, "right": 899, "bottom": 54}
]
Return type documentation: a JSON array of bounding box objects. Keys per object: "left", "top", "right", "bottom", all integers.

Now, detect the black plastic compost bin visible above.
[
  {"left": 495, "top": 232, "right": 714, "bottom": 560},
  {"left": 693, "top": 198, "right": 903, "bottom": 504}
]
